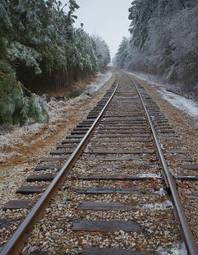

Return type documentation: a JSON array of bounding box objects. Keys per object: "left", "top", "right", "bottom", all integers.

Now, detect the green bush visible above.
[
  {"left": 28, "top": 94, "right": 49, "bottom": 123},
  {"left": 0, "top": 62, "right": 23, "bottom": 124},
  {"left": 0, "top": 61, "right": 49, "bottom": 125},
  {"left": 0, "top": 58, "right": 14, "bottom": 75}
]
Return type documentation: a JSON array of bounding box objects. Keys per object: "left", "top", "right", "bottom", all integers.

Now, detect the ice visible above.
[
  {"left": 0, "top": 123, "right": 41, "bottom": 145},
  {"left": 0, "top": 152, "right": 20, "bottom": 161},
  {"left": 83, "top": 72, "right": 112, "bottom": 95},
  {"left": 158, "top": 242, "right": 187, "bottom": 255},
  {"left": 154, "top": 188, "right": 167, "bottom": 196},
  {"left": 159, "top": 89, "right": 198, "bottom": 118},
  {"left": 142, "top": 200, "right": 173, "bottom": 210},
  {"left": 126, "top": 71, "right": 198, "bottom": 118},
  {"left": 137, "top": 173, "right": 161, "bottom": 178}
]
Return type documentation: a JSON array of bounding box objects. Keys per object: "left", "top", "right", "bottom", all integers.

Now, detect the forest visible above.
[
  {"left": 0, "top": 0, "right": 110, "bottom": 125},
  {"left": 116, "top": 0, "right": 198, "bottom": 98}
]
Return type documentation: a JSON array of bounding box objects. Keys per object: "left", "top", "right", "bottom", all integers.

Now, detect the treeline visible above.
[
  {"left": 0, "top": 0, "right": 110, "bottom": 90},
  {"left": 0, "top": 0, "right": 110, "bottom": 125},
  {"left": 116, "top": 0, "right": 198, "bottom": 96}
]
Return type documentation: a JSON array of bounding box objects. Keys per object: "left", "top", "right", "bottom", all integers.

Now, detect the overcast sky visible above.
[{"left": 62, "top": 0, "right": 132, "bottom": 58}]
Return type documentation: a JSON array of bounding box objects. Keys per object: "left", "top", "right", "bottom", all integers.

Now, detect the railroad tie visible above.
[
  {"left": 16, "top": 185, "right": 46, "bottom": 195},
  {"left": 72, "top": 220, "right": 142, "bottom": 233},
  {"left": 81, "top": 248, "right": 155, "bottom": 255},
  {"left": 3, "top": 200, "right": 32, "bottom": 210}
]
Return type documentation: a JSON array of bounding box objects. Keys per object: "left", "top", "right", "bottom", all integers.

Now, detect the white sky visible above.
[{"left": 62, "top": 0, "right": 132, "bottom": 58}]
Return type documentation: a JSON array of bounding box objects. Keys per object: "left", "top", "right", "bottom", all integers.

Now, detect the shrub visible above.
[{"left": 0, "top": 61, "right": 49, "bottom": 125}]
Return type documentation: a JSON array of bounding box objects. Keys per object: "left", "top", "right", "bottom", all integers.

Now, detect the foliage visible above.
[
  {"left": 8, "top": 42, "right": 42, "bottom": 74},
  {"left": 71, "top": 29, "right": 98, "bottom": 75},
  {"left": 129, "top": 0, "right": 158, "bottom": 49},
  {"left": 116, "top": 0, "right": 198, "bottom": 95},
  {"left": 93, "top": 36, "right": 111, "bottom": 71},
  {"left": 115, "top": 37, "right": 130, "bottom": 68},
  {"left": 0, "top": 0, "right": 110, "bottom": 125},
  {"left": 0, "top": 61, "right": 23, "bottom": 124},
  {"left": 0, "top": 61, "right": 49, "bottom": 125},
  {"left": 0, "top": 0, "right": 110, "bottom": 87},
  {"left": 128, "top": 0, "right": 192, "bottom": 50},
  {"left": 28, "top": 94, "right": 49, "bottom": 123}
]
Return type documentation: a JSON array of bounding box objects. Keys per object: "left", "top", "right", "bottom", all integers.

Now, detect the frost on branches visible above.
[
  {"left": 115, "top": 0, "right": 198, "bottom": 97},
  {"left": 0, "top": 0, "right": 111, "bottom": 125}
]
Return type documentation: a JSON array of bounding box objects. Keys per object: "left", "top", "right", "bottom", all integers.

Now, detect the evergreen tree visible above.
[
  {"left": 128, "top": 0, "right": 158, "bottom": 49},
  {"left": 128, "top": 0, "right": 192, "bottom": 50},
  {"left": 93, "top": 36, "right": 111, "bottom": 71},
  {"left": 0, "top": 0, "right": 111, "bottom": 125},
  {"left": 116, "top": 0, "right": 198, "bottom": 98},
  {"left": 115, "top": 37, "right": 130, "bottom": 68},
  {"left": 0, "top": 0, "right": 110, "bottom": 90}
]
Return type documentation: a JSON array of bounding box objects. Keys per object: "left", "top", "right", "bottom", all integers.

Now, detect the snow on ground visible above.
[
  {"left": 83, "top": 71, "right": 112, "bottom": 95},
  {"left": 157, "top": 242, "right": 187, "bottom": 255},
  {"left": 47, "top": 71, "right": 112, "bottom": 122},
  {"left": 159, "top": 89, "right": 198, "bottom": 118},
  {"left": 0, "top": 72, "right": 112, "bottom": 162},
  {"left": 0, "top": 123, "right": 45, "bottom": 162},
  {"left": 0, "top": 123, "right": 41, "bottom": 149},
  {"left": 142, "top": 200, "right": 173, "bottom": 210},
  {"left": 126, "top": 71, "right": 163, "bottom": 87},
  {"left": 126, "top": 71, "right": 198, "bottom": 118}
]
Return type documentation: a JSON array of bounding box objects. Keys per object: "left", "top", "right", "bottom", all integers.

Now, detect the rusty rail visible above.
[
  {"left": 1, "top": 73, "right": 197, "bottom": 255},
  {"left": 0, "top": 79, "right": 119, "bottom": 255},
  {"left": 132, "top": 77, "right": 198, "bottom": 255}
]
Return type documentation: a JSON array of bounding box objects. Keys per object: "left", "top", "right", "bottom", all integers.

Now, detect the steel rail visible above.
[
  {"left": 1, "top": 79, "right": 119, "bottom": 255},
  {"left": 132, "top": 78, "right": 198, "bottom": 255}
]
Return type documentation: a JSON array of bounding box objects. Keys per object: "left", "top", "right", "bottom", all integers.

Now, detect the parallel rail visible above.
[
  {"left": 0, "top": 74, "right": 197, "bottom": 254},
  {"left": 0, "top": 80, "right": 119, "bottom": 255},
  {"left": 132, "top": 77, "right": 198, "bottom": 255}
]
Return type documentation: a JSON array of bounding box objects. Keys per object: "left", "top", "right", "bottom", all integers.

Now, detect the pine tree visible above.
[
  {"left": 93, "top": 36, "right": 111, "bottom": 71},
  {"left": 116, "top": 0, "right": 198, "bottom": 98},
  {"left": 0, "top": 0, "right": 111, "bottom": 125},
  {"left": 115, "top": 37, "right": 130, "bottom": 68}
]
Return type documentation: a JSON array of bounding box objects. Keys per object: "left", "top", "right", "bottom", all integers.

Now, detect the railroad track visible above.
[{"left": 0, "top": 73, "right": 197, "bottom": 255}]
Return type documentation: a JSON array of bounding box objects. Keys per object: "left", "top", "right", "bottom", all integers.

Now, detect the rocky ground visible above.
[
  {"left": 20, "top": 74, "right": 185, "bottom": 255},
  {"left": 0, "top": 71, "right": 197, "bottom": 254},
  {"left": 130, "top": 73, "right": 198, "bottom": 247}
]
